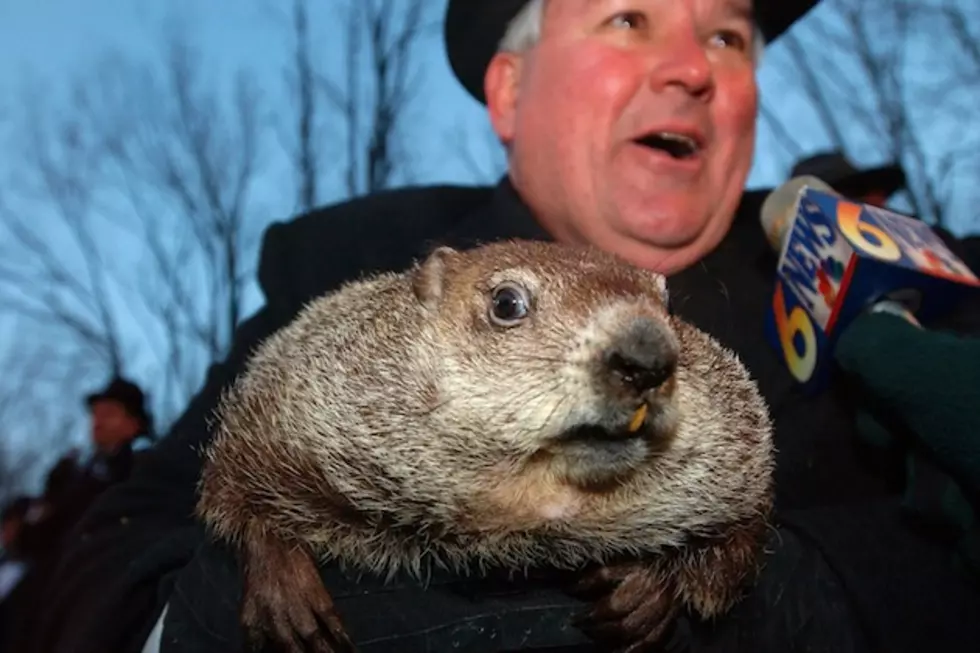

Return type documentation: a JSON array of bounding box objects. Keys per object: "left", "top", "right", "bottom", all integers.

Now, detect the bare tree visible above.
[
  {"left": 0, "top": 32, "right": 271, "bottom": 444},
  {"left": 758, "top": 0, "right": 980, "bottom": 228},
  {"left": 0, "top": 0, "right": 455, "bottom": 493},
  {"left": 114, "top": 37, "right": 264, "bottom": 373},
  {"left": 0, "top": 98, "right": 129, "bottom": 377},
  {"left": 279, "top": 0, "right": 322, "bottom": 212},
  {"left": 442, "top": 118, "right": 508, "bottom": 185},
  {"left": 274, "top": 0, "right": 433, "bottom": 211},
  {"left": 0, "top": 327, "right": 85, "bottom": 501}
]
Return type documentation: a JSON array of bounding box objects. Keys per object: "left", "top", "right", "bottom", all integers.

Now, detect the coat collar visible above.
[{"left": 441, "top": 174, "right": 553, "bottom": 249}]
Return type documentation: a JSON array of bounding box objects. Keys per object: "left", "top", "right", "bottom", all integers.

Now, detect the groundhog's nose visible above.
[{"left": 605, "top": 317, "right": 677, "bottom": 396}]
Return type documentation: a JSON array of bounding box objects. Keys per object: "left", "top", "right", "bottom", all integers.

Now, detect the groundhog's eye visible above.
[{"left": 489, "top": 283, "right": 531, "bottom": 327}]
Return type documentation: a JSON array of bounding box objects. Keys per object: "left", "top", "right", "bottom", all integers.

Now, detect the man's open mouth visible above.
[{"left": 634, "top": 131, "right": 701, "bottom": 159}]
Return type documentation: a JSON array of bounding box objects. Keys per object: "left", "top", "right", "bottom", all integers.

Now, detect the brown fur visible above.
[{"left": 196, "top": 240, "right": 774, "bottom": 651}]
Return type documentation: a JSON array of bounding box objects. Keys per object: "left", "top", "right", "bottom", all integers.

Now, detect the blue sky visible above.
[{"left": 0, "top": 0, "right": 977, "bottom": 492}]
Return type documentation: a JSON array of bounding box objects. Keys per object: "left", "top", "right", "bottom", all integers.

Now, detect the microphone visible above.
[
  {"left": 760, "top": 175, "right": 836, "bottom": 252},
  {"left": 762, "top": 175, "right": 923, "bottom": 328},
  {"left": 760, "top": 176, "right": 980, "bottom": 393}
]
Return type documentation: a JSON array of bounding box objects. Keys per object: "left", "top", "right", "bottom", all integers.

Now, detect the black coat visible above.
[
  {"left": 30, "top": 177, "right": 980, "bottom": 653},
  {"left": 4, "top": 442, "right": 145, "bottom": 653}
]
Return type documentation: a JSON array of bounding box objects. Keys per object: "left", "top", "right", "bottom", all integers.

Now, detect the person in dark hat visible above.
[
  {"left": 27, "top": 376, "right": 155, "bottom": 523},
  {"left": 27, "top": 2, "right": 980, "bottom": 653},
  {"left": 791, "top": 150, "right": 907, "bottom": 208},
  {"left": 31, "top": 376, "right": 155, "bottom": 537},
  {"left": 12, "top": 377, "right": 154, "bottom": 556},
  {"left": 83, "top": 377, "right": 154, "bottom": 485}
]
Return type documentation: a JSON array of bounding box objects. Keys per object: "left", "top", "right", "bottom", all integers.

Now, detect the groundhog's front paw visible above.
[
  {"left": 568, "top": 560, "right": 683, "bottom": 653},
  {"left": 241, "top": 530, "right": 356, "bottom": 653}
]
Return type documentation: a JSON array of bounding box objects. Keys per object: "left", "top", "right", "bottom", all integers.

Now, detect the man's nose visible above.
[{"left": 646, "top": 31, "right": 714, "bottom": 100}]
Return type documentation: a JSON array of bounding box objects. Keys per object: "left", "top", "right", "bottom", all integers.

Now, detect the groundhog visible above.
[{"left": 196, "top": 239, "right": 774, "bottom": 652}]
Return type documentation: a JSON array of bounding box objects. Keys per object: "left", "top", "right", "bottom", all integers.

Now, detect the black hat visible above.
[
  {"left": 85, "top": 376, "right": 153, "bottom": 434},
  {"left": 790, "top": 150, "right": 906, "bottom": 198},
  {"left": 445, "top": 0, "right": 823, "bottom": 104}
]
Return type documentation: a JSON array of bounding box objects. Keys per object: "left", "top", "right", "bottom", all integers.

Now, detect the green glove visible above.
[{"left": 834, "top": 311, "right": 980, "bottom": 497}]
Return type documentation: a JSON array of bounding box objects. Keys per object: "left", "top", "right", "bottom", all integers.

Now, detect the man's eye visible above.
[
  {"left": 710, "top": 29, "right": 748, "bottom": 51},
  {"left": 608, "top": 11, "right": 646, "bottom": 30}
]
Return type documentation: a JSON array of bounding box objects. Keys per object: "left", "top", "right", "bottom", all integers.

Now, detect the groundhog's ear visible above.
[{"left": 413, "top": 246, "right": 456, "bottom": 311}]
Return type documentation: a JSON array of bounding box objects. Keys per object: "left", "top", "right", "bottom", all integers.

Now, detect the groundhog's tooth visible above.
[{"left": 628, "top": 403, "right": 648, "bottom": 433}]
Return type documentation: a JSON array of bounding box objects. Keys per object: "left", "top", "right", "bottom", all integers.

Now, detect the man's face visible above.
[
  {"left": 486, "top": 0, "right": 760, "bottom": 274},
  {"left": 90, "top": 399, "right": 140, "bottom": 450}
]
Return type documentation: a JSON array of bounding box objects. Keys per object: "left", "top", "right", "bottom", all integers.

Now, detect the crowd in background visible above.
[{"left": 0, "top": 377, "right": 154, "bottom": 651}]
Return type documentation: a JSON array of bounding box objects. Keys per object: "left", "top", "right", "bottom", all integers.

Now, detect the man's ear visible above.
[{"left": 485, "top": 52, "right": 522, "bottom": 145}]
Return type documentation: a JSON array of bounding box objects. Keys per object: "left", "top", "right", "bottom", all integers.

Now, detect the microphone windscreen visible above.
[{"left": 760, "top": 175, "right": 837, "bottom": 253}]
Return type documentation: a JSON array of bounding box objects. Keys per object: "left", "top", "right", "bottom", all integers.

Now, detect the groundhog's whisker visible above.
[
  {"left": 539, "top": 388, "right": 572, "bottom": 435},
  {"left": 358, "top": 425, "right": 411, "bottom": 440},
  {"left": 500, "top": 378, "right": 566, "bottom": 424},
  {"left": 521, "top": 354, "right": 567, "bottom": 365},
  {"left": 414, "top": 397, "right": 455, "bottom": 417},
  {"left": 424, "top": 379, "right": 568, "bottom": 430}
]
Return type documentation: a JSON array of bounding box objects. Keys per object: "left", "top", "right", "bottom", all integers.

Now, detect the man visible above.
[
  {"left": 31, "top": 377, "right": 153, "bottom": 535},
  {"left": 82, "top": 376, "right": 155, "bottom": 487},
  {"left": 31, "top": 1, "right": 980, "bottom": 652},
  {"left": 790, "top": 150, "right": 907, "bottom": 208}
]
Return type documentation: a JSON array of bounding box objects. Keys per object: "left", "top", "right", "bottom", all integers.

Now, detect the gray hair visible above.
[
  {"left": 498, "top": 0, "right": 545, "bottom": 53},
  {"left": 497, "top": 0, "right": 765, "bottom": 65}
]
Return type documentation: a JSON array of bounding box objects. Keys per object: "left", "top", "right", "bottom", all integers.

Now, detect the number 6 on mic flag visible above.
[{"left": 764, "top": 186, "right": 980, "bottom": 394}]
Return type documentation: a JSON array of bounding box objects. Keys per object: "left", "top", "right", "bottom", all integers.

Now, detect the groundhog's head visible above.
[
  {"left": 412, "top": 240, "right": 680, "bottom": 491},
  {"left": 392, "top": 241, "right": 771, "bottom": 548}
]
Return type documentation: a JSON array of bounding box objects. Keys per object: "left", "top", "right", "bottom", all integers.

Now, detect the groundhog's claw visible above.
[
  {"left": 571, "top": 519, "right": 769, "bottom": 651},
  {"left": 241, "top": 530, "right": 356, "bottom": 653},
  {"left": 570, "top": 560, "right": 682, "bottom": 652}
]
